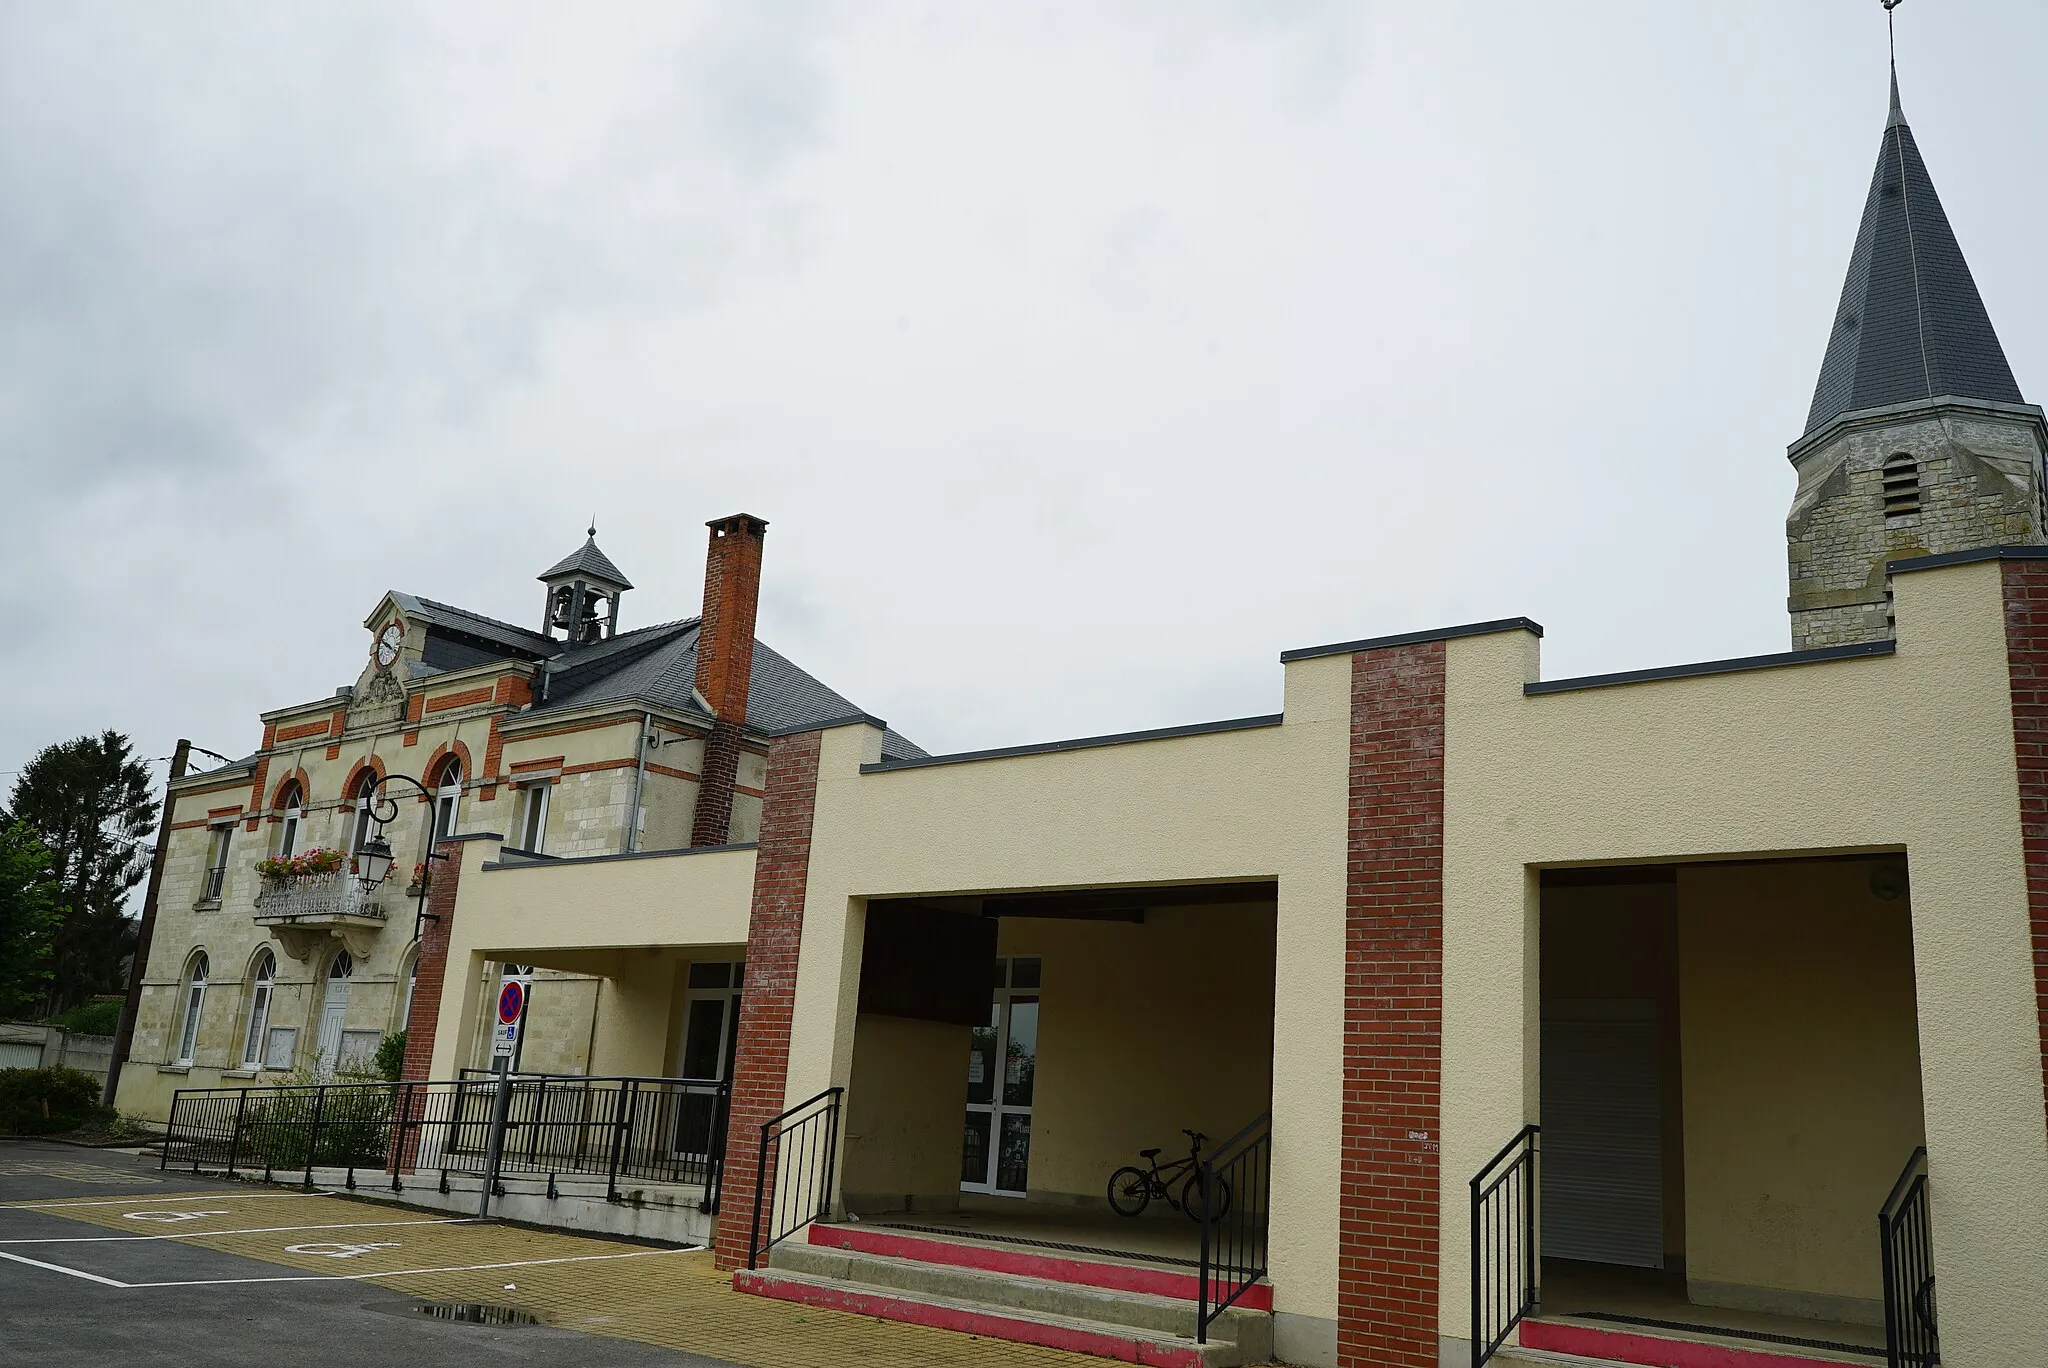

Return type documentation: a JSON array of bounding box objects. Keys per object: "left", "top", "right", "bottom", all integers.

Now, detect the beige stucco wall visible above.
[
  {"left": 842, "top": 1014, "right": 973, "bottom": 1214},
  {"left": 994, "top": 904, "right": 1277, "bottom": 1204},
  {"left": 780, "top": 651, "right": 1352, "bottom": 1327},
  {"left": 1677, "top": 860, "right": 1924, "bottom": 1323},
  {"left": 1442, "top": 560, "right": 2048, "bottom": 1363},
  {"left": 426, "top": 838, "right": 757, "bottom": 1080}
]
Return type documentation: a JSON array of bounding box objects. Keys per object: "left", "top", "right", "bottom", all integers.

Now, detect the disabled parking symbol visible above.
[{"left": 284, "top": 1241, "right": 401, "bottom": 1259}]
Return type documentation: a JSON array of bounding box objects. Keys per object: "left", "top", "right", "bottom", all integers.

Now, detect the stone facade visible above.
[
  {"left": 116, "top": 593, "right": 769, "bottom": 1119},
  {"left": 1786, "top": 400, "right": 2048, "bottom": 649}
]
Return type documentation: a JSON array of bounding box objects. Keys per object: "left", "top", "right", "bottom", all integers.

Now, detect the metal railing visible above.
[
  {"left": 1879, "top": 1146, "right": 1939, "bottom": 1368},
  {"left": 1196, "top": 1111, "right": 1271, "bottom": 1344},
  {"left": 250, "top": 869, "right": 391, "bottom": 923},
  {"left": 160, "top": 1073, "right": 728, "bottom": 1207},
  {"left": 200, "top": 866, "right": 227, "bottom": 901},
  {"left": 1471, "top": 1124, "right": 1540, "bottom": 1368},
  {"left": 745, "top": 1086, "right": 843, "bottom": 1269}
]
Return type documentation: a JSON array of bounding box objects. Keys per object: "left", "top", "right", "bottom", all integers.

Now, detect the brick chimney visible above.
[{"left": 690, "top": 513, "right": 767, "bottom": 847}]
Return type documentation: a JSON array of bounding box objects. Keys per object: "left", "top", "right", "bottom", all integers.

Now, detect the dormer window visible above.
[{"left": 1882, "top": 453, "right": 1921, "bottom": 517}]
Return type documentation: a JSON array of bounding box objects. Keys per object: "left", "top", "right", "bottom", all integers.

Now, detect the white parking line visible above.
[
  {"left": 130, "top": 1246, "right": 695, "bottom": 1288},
  {"left": 0, "top": 1249, "right": 130, "bottom": 1286},
  {"left": 0, "top": 1217, "right": 478, "bottom": 1244},
  {"left": 4, "top": 1191, "right": 331, "bottom": 1210}
]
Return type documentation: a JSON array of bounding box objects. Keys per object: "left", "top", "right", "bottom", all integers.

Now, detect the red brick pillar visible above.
[
  {"left": 400, "top": 837, "right": 466, "bottom": 1084},
  {"left": 1339, "top": 641, "right": 1448, "bottom": 1368},
  {"left": 2000, "top": 556, "right": 2048, "bottom": 1134},
  {"left": 713, "top": 729, "right": 822, "bottom": 1269}
]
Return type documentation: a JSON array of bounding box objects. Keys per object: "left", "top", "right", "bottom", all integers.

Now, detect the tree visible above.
[
  {"left": 6, "top": 733, "right": 158, "bottom": 1014},
  {"left": 0, "top": 823, "right": 61, "bottom": 1019}
]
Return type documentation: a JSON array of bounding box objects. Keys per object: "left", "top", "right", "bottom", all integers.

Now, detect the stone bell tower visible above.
[{"left": 1786, "top": 72, "right": 2048, "bottom": 649}]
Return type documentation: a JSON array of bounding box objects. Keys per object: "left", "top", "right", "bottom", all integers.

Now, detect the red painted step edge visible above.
[
  {"left": 806, "top": 1223, "right": 1274, "bottom": 1312},
  {"left": 733, "top": 1268, "right": 1209, "bottom": 1367},
  {"left": 1520, "top": 1320, "right": 1870, "bottom": 1368}
]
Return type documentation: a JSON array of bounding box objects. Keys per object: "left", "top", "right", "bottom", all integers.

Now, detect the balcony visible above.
[{"left": 252, "top": 870, "right": 393, "bottom": 961}]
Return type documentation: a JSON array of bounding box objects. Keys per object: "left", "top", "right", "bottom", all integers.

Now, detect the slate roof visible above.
[
  {"left": 391, "top": 595, "right": 927, "bottom": 762},
  {"left": 538, "top": 533, "right": 633, "bottom": 590},
  {"left": 532, "top": 617, "right": 927, "bottom": 760},
  {"left": 1804, "top": 73, "right": 2024, "bottom": 438}
]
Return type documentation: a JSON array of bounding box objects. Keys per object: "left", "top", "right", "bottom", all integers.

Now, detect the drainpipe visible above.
[
  {"left": 104, "top": 739, "right": 189, "bottom": 1108},
  {"left": 626, "top": 712, "right": 653, "bottom": 853}
]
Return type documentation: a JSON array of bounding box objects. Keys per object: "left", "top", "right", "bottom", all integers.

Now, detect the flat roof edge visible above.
[
  {"left": 481, "top": 840, "right": 757, "bottom": 872},
  {"left": 1889, "top": 544, "right": 2048, "bottom": 574},
  {"left": 1526, "top": 639, "right": 1895, "bottom": 696},
  {"left": 754, "top": 711, "right": 889, "bottom": 738},
  {"left": 1279, "top": 617, "right": 1544, "bottom": 664},
  {"left": 859, "top": 713, "right": 1285, "bottom": 774}
]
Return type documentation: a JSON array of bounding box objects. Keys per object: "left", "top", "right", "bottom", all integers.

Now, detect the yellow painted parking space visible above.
[{"left": 12, "top": 1190, "right": 1108, "bottom": 1367}]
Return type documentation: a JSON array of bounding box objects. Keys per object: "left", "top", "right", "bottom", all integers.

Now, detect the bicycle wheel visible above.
[
  {"left": 1107, "top": 1166, "right": 1152, "bottom": 1217},
  {"left": 1181, "top": 1171, "right": 1232, "bottom": 1223}
]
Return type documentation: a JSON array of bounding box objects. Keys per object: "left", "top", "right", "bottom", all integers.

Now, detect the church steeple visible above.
[
  {"left": 1785, "top": 66, "right": 2047, "bottom": 651},
  {"left": 1803, "top": 69, "right": 2024, "bottom": 438}
]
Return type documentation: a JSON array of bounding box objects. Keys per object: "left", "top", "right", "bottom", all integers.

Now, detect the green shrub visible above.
[
  {"left": 0, "top": 1066, "right": 111, "bottom": 1135},
  {"left": 372, "top": 1031, "right": 406, "bottom": 1082},
  {"left": 240, "top": 1076, "right": 395, "bottom": 1171},
  {"left": 46, "top": 999, "right": 123, "bottom": 1036}
]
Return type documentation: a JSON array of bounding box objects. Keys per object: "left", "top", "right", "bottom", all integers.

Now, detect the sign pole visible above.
[{"left": 479, "top": 976, "right": 526, "bottom": 1218}]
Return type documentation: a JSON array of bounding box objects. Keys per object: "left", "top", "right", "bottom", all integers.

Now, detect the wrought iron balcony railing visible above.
[{"left": 252, "top": 870, "right": 391, "bottom": 924}]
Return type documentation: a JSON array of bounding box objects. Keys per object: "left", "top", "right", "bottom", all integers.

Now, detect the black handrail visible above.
[
  {"left": 1197, "top": 1111, "right": 1271, "bottom": 1344},
  {"left": 157, "top": 1074, "right": 729, "bottom": 1200},
  {"left": 1471, "top": 1124, "right": 1540, "bottom": 1368},
  {"left": 1879, "top": 1146, "right": 1939, "bottom": 1368},
  {"left": 745, "top": 1086, "right": 843, "bottom": 1270}
]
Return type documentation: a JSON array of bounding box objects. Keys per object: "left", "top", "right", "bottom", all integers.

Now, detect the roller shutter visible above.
[{"left": 1540, "top": 1007, "right": 1664, "bottom": 1269}]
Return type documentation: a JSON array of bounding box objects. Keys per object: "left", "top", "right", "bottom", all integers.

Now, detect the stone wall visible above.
[{"left": 1787, "top": 405, "right": 2045, "bottom": 650}]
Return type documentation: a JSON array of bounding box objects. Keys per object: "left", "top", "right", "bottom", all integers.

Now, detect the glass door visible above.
[
  {"left": 674, "top": 960, "right": 742, "bottom": 1159},
  {"left": 961, "top": 956, "right": 1040, "bottom": 1196}
]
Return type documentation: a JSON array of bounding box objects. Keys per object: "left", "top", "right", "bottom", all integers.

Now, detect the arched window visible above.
[
  {"left": 276, "top": 780, "right": 304, "bottom": 858},
  {"left": 240, "top": 950, "right": 276, "bottom": 1068},
  {"left": 1882, "top": 453, "right": 1921, "bottom": 517},
  {"left": 431, "top": 758, "right": 463, "bottom": 845},
  {"left": 348, "top": 770, "right": 382, "bottom": 856},
  {"left": 176, "top": 953, "right": 209, "bottom": 1066},
  {"left": 398, "top": 949, "right": 419, "bottom": 1032}
]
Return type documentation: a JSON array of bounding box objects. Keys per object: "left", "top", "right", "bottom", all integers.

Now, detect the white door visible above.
[
  {"left": 961, "top": 956, "right": 1039, "bottom": 1197},
  {"left": 673, "top": 961, "right": 742, "bottom": 1157},
  {"left": 315, "top": 951, "right": 353, "bottom": 1076},
  {"left": 1541, "top": 1002, "right": 1665, "bottom": 1268}
]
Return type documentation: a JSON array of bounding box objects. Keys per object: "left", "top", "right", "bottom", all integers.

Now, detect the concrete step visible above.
[
  {"left": 807, "top": 1221, "right": 1274, "bottom": 1311},
  {"left": 734, "top": 1264, "right": 1251, "bottom": 1367},
  {"left": 1501, "top": 1317, "right": 1884, "bottom": 1368},
  {"left": 769, "top": 1240, "right": 1269, "bottom": 1351}
]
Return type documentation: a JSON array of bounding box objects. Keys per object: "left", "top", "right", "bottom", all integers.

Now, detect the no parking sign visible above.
[{"left": 491, "top": 979, "right": 526, "bottom": 1059}]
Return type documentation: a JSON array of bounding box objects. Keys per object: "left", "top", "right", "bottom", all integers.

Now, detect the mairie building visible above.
[{"left": 117, "top": 76, "right": 2048, "bottom": 1368}]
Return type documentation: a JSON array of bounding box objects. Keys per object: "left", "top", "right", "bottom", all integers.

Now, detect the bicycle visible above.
[{"left": 1106, "top": 1129, "right": 1233, "bottom": 1223}]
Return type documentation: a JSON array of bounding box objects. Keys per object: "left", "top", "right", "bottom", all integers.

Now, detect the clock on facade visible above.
[{"left": 375, "top": 624, "right": 403, "bottom": 666}]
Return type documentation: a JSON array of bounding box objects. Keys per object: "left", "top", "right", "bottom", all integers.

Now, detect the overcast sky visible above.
[{"left": 4, "top": 1, "right": 2045, "bottom": 789}]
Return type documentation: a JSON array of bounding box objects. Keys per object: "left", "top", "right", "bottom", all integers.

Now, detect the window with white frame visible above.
[
  {"left": 515, "top": 781, "right": 549, "bottom": 853},
  {"left": 275, "top": 781, "right": 304, "bottom": 858},
  {"left": 201, "top": 823, "right": 233, "bottom": 902},
  {"left": 239, "top": 951, "right": 276, "bottom": 1068},
  {"left": 176, "top": 953, "right": 210, "bottom": 1066},
  {"left": 348, "top": 772, "right": 381, "bottom": 856},
  {"left": 399, "top": 952, "right": 418, "bottom": 1031},
  {"left": 431, "top": 760, "right": 462, "bottom": 845}
]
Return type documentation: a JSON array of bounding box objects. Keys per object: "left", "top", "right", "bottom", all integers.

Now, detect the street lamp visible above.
[{"left": 353, "top": 772, "right": 450, "bottom": 943}]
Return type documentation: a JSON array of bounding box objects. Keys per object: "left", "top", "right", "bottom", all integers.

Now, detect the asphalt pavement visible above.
[{"left": 0, "top": 1139, "right": 733, "bottom": 1367}]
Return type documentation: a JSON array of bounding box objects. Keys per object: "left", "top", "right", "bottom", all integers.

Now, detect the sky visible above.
[{"left": 5, "top": 0, "right": 2047, "bottom": 790}]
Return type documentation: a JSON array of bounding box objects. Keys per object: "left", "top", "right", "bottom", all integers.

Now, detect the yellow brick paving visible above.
[{"left": 8, "top": 1190, "right": 1112, "bottom": 1367}]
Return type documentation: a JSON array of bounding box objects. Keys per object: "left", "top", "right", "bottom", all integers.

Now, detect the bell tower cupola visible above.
[
  {"left": 1786, "top": 62, "right": 2048, "bottom": 649},
  {"left": 539, "top": 524, "right": 633, "bottom": 647}
]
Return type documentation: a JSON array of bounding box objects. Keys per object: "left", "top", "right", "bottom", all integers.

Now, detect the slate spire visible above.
[{"left": 1803, "top": 70, "right": 2023, "bottom": 437}]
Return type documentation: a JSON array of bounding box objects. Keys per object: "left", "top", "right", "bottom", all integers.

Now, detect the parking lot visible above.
[{"left": 0, "top": 1141, "right": 1100, "bottom": 1368}]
